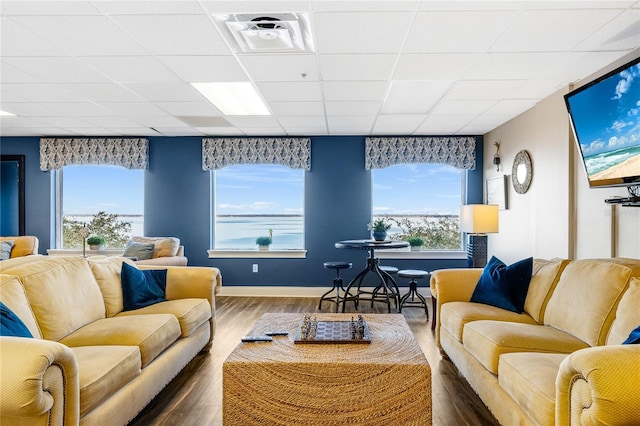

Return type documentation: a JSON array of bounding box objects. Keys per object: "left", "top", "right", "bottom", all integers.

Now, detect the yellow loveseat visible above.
[
  {"left": 0, "top": 235, "right": 39, "bottom": 257},
  {"left": 431, "top": 258, "right": 640, "bottom": 426},
  {"left": 0, "top": 255, "right": 221, "bottom": 426}
]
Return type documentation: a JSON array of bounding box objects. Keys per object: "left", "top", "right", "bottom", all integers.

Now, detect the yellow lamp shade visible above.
[{"left": 460, "top": 204, "right": 499, "bottom": 234}]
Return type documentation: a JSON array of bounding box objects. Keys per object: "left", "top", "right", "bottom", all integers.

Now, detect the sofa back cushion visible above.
[
  {"left": 544, "top": 259, "right": 638, "bottom": 346},
  {"left": 524, "top": 258, "right": 570, "bottom": 323},
  {"left": 0, "top": 274, "right": 42, "bottom": 338},
  {"left": 2, "top": 257, "right": 106, "bottom": 341},
  {"left": 88, "top": 257, "right": 136, "bottom": 317},
  {"left": 132, "top": 236, "right": 179, "bottom": 259},
  {"left": 607, "top": 277, "right": 640, "bottom": 345},
  {"left": 0, "top": 236, "right": 38, "bottom": 258}
]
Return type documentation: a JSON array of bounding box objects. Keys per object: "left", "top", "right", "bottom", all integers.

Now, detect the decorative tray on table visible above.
[{"left": 294, "top": 315, "right": 371, "bottom": 344}]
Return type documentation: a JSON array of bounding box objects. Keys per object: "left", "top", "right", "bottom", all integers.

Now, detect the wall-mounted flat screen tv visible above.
[{"left": 564, "top": 55, "right": 640, "bottom": 188}]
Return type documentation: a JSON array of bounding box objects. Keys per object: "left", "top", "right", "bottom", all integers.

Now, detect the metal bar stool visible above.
[
  {"left": 319, "top": 261, "right": 354, "bottom": 313},
  {"left": 371, "top": 265, "right": 400, "bottom": 308},
  {"left": 398, "top": 269, "right": 430, "bottom": 318}
]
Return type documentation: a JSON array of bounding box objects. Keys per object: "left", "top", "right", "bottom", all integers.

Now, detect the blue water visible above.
[
  {"left": 215, "top": 216, "right": 304, "bottom": 250},
  {"left": 585, "top": 145, "right": 640, "bottom": 176}
]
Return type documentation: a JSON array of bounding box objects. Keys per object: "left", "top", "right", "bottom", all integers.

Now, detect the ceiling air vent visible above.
[{"left": 214, "top": 13, "right": 314, "bottom": 53}]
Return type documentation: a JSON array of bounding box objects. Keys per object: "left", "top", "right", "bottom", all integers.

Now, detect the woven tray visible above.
[{"left": 294, "top": 319, "right": 371, "bottom": 344}]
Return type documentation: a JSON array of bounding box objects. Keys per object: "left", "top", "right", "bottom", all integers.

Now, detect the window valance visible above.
[
  {"left": 202, "top": 137, "right": 311, "bottom": 170},
  {"left": 365, "top": 137, "right": 476, "bottom": 170},
  {"left": 39, "top": 138, "right": 148, "bottom": 171}
]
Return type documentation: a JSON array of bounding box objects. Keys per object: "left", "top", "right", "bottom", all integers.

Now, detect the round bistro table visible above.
[{"left": 335, "top": 239, "right": 409, "bottom": 313}]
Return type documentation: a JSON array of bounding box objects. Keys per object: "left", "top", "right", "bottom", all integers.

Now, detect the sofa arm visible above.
[
  {"left": 0, "top": 337, "right": 79, "bottom": 425},
  {"left": 430, "top": 268, "right": 482, "bottom": 303},
  {"left": 556, "top": 345, "right": 640, "bottom": 426}
]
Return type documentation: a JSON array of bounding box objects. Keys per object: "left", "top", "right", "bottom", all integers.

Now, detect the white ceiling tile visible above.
[
  {"left": 199, "top": 1, "right": 311, "bottom": 14},
  {"left": 4, "top": 57, "right": 111, "bottom": 83},
  {"left": 1, "top": 1, "right": 101, "bottom": 15},
  {"left": 257, "top": 82, "right": 323, "bottom": 102},
  {"left": 536, "top": 51, "right": 632, "bottom": 84},
  {"left": 312, "top": 1, "right": 417, "bottom": 12},
  {"left": 85, "top": 116, "right": 145, "bottom": 128},
  {"left": 1, "top": 83, "right": 88, "bottom": 102},
  {"left": 0, "top": 18, "right": 63, "bottom": 57},
  {"left": 94, "top": 1, "right": 204, "bottom": 14},
  {"left": 372, "top": 114, "right": 424, "bottom": 134},
  {"left": 575, "top": 8, "right": 640, "bottom": 51},
  {"left": 82, "top": 56, "right": 181, "bottom": 83},
  {"left": 10, "top": 16, "right": 147, "bottom": 56},
  {"left": 64, "top": 127, "right": 124, "bottom": 136},
  {"left": 466, "top": 52, "right": 563, "bottom": 80},
  {"left": 382, "top": 81, "right": 453, "bottom": 114},
  {"left": 198, "top": 127, "right": 245, "bottom": 136},
  {"left": 43, "top": 102, "right": 119, "bottom": 117},
  {"left": 111, "top": 15, "right": 229, "bottom": 55},
  {"left": 0, "top": 116, "right": 50, "bottom": 128},
  {"left": 322, "top": 81, "right": 388, "bottom": 101},
  {"left": 507, "top": 80, "right": 566, "bottom": 99},
  {"left": 239, "top": 55, "right": 319, "bottom": 82},
  {"left": 66, "top": 83, "right": 143, "bottom": 102},
  {"left": 404, "top": 11, "right": 518, "bottom": 53},
  {"left": 320, "top": 54, "right": 397, "bottom": 80},
  {"left": 225, "top": 116, "right": 282, "bottom": 127},
  {"left": 447, "top": 80, "right": 524, "bottom": 100},
  {"left": 152, "top": 127, "right": 205, "bottom": 136},
  {"left": 29, "top": 116, "right": 97, "bottom": 128},
  {"left": 104, "top": 127, "right": 163, "bottom": 136},
  {"left": 0, "top": 102, "right": 54, "bottom": 116},
  {"left": 154, "top": 101, "right": 223, "bottom": 116},
  {"left": 157, "top": 56, "right": 248, "bottom": 82},
  {"left": 325, "top": 101, "right": 381, "bottom": 116},
  {"left": 0, "top": 126, "right": 67, "bottom": 136},
  {"left": 98, "top": 102, "right": 168, "bottom": 116},
  {"left": 0, "top": 62, "right": 43, "bottom": 83},
  {"left": 483, "top": 99, "right": 538, "bottom": 116},
  {"left": 327, "top": 115, "right": 375, "bottom": 130},
  {"left": 283, "top": 126, "right": 327, "bottom": 135},
  {"left": 130, "top": 115, "right": 188, "bottom": 128},
  {"left": 415, "top": 114, "right": 476, "bottom": 134},
  {"left": 241, "top": 127, "right": 285, "bottom": 136},
  {"left": 314, "top": 11, "right": 412, "bottom": 53},
  {"left": 278, "top": 116, "right": 327, "bottom": 127},
  {"left": 393, "top": 53, "right": 482, "bottom": 80},
  {"left": 124, "top": 82, "right": 203, "bottom": 102},
  {"left": 269, "top": 102, "right": 324, "bottom": 116},
  {"left": 490, "top": 9, "right": 622, "bottom": 52},
  {"left": 431, "top": 99, "right": 496, "bottom": 115}
]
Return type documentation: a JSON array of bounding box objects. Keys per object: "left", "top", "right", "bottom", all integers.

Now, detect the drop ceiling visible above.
[{"left": 1, "top": 0, "right": 639, "bottom": 137}]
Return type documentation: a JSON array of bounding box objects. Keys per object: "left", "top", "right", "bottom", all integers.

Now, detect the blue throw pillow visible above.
[
  {"left": 622, "top": 325, "right": 640, "bottom": 344},
  {"left": 470, "top": 256, "right": 533, "bottom": 313},
  {"left": 0, "top": 301, "right": 33, "bottom": 337},
  {"left": 121, "top": 262, "right": 167, "bottom": 311}
]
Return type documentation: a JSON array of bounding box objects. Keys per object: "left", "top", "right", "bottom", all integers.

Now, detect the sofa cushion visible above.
[
  {"left": 545, "top": 259, "right": 634, "bottom": 346},
  {"left": 499, "top": 352, "right": 568, "bottom": 426},
  {"left": 0, "top": 275, "right": 41, "bottom": 338},
  {"left": 0, "top": 240, "right": 13, "bottom": 260},
  {"left": 0, "top": 300, "right": 33, "bottom": 337},
  {"left": 121, "top": 262, "right": 167, "bottom": 311},
  {"left": 463, "top": 320, "right": 589, "bottom": 374},
  {"left": 524, "top": 258, "right": 569, "bottom": 323},
  {"left": 440, "top": 301, "right": 536, "bottom": 343},
  {"left": 71, "top": 345, "right": 141, "bottom": 417},
  {"left": 117, "top": 298, "right": 211, "bottom": 337},
  {"left": 2, "top": 257, "right": 106, "bottom": 341},
  {"left": 122, "top": 241, "right": 154, "bottom": 261},
  {"left": 471, "top": 256, "right": 533, "bottom": 313},
  {"left": 608, "top": 277, "right": 640, "bottom": 345},
  {"left": 88, "top": 257, "right": 136, "bottom": 317},
  {"left": 132, "top": 236, "right": 180, "bottom": 258},
  {"left": 0, "top": 236, "right": 38, "bottom": 258},
  {"left": 60, "top": 314, "right": 180, "bottom": 368}
]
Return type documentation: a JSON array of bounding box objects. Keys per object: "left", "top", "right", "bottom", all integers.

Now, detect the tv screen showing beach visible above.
[{"left": 565, "top": 56, "right": 640, "bottom": 187}]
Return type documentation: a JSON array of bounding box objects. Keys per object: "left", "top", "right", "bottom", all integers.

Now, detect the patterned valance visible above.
[
  {"left": 365, "top": 137, "right": 476, "bottom": 170},
  {"left": 202, "top": 137, "right": 311, "bottom": 171},
  {"left": 40, "top": 138, "right": 148, "bottom": 171}
]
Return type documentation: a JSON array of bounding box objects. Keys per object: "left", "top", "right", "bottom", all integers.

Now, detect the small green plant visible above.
[
  {"left": 407, "top": 236, "right": 424, "bottom": 247},
  {"left": 86, "top": 235, "right": 106, "bottom": 246},
  {"left": 368, "top": 218, "right": 391, "bottom": 232},
  {"left": 255, "top": 236, "right": 272, "bottom": 246}
]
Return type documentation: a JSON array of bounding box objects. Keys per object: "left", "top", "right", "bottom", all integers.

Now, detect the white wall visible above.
[{"left": 484, "top": 52, "right": 640, "bottom": 262}]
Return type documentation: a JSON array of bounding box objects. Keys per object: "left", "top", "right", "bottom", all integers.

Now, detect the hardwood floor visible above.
[{"left": 130, "top": 296, "right": 499, "bottom": 426}]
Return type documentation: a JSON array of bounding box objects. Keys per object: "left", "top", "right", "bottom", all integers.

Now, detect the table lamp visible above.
[{"left": 460, "top": 204, "right": 499, "bottom": 268}]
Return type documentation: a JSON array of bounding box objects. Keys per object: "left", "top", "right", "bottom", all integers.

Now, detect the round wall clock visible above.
[{"left": 512, "top": 150, "right": 532, "bottom": 194}]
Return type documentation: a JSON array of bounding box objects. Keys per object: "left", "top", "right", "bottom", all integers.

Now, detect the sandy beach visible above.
[{"left": 590, "top": 155, "right": 640, "bottom": 180}]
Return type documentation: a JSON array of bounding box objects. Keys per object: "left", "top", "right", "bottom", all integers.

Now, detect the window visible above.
[
  {"left": 214, "top": 164, "right": 304, "bottom": 250},
  {"left": 58, "top": 165, "right": 144, "bottom": 248},
  {"left": 372, "top": 163, "right": 463, "bottom": 251}
]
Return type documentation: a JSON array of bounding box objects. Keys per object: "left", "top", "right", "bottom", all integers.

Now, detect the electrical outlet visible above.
[{"left": 252, "top": 264, "right": 258, "bottom": 273}]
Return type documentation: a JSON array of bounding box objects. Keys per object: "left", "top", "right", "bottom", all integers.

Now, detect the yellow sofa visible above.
[
  {"left": 431, "top": 258, "right": 640, "bottom": 426},
  {"left": 0, "top": 235, "right": 39, "bottom": 257},
  {"left": 0, "top": 255, "right": 221, "bottom": 426}
]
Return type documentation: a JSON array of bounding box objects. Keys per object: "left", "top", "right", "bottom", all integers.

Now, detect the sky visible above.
[
  {"left": 63, "top": 162, "right": 463, "bottom": 217},
  {"left": 568, "top": 62, "right": 640, "bottom": 158}
]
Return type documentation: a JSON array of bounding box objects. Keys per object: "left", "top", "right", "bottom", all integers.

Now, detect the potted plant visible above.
[
  {"left": 255, "top": 236, "right": 272, "bottom": 251},
  {"left": 87, "top": 235, "right": 105, "bottom": 250},
  {"left": 368, "top": 218, "right": 391, "bottom": 241},
  {"left": 407, "top": 236, "right": 424, "bottom": 251}
]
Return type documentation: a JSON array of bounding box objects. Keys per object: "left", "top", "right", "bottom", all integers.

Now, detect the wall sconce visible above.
[{"left": 493, "top": 141, "right": 501, "bottom": 172}]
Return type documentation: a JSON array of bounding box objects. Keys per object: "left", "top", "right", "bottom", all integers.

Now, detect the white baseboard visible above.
[{"left": 218, "top": 286, "right": 432, "bottom": 298}]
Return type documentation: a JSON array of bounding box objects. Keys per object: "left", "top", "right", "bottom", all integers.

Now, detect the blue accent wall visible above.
[{"left": 1, "top": 135, "right": 483, "bottom": 284}]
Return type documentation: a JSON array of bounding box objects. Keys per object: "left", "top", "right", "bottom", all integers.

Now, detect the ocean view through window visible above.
[
  {"left": 214, "top": 164, "right": 304, "bottom": 250},
  {"left": 372, "top": 163, "right": 464, "bottom": 250}
]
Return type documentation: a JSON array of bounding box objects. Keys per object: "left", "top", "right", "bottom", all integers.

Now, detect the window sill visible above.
[
  {"left": 47, "top": 248, "right": 124, "bottom": 257},
  {"left": 376, "top": 250, "right": 467, "bottom": 260},
  {"left": 208, "top": 249, "right": 307, "bottom": 259}
]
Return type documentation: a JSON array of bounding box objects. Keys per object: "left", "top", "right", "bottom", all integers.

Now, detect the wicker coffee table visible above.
[{"left": 223, "top": 313, "right": 432, "bottom": 425}]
